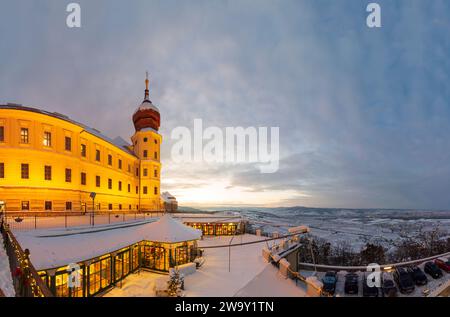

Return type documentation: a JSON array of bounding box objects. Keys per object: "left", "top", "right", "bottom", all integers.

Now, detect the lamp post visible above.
[{"left": 90, "top": 192, "right": 96, "bottom": 227}]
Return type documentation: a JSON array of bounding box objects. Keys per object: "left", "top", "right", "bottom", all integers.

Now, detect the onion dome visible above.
[{"left": 133, "top": 72, "right": 160, "bottom": 131}]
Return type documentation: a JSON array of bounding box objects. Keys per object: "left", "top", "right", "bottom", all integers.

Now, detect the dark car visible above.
[
  {"left": 344, "top": 272, "right": 359, "bottom": 295},
  {"left": 381, "top": 274, "right": 398, "bottom": 297},
  {"left": 393, "top": 267, "right": 415, "bottom": 294},
  {"left": 407, "top": 266, "right": 428, "bottom": 286},
  {"left": 434, "top": 258, "right": 450, "bottom": 273},
  {"left": 424, "top": 262, "right": 443, "bottom": 279},
  {"left": 322, "top": 271, "right": 338, "bottom": 296},
  {"left": 362, "top": 273, "right": 379, "bottom": 297}
]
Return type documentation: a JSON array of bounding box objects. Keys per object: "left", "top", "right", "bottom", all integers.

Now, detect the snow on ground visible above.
[
  {"left": 104, "top": 234, "right": 304, "bottom": 297},
  {"left": 104, "top": 271, "right": 163, "bottom": 297},
  {"left": 0, "top": 235, "right": 15, "bottom": 297},
  {"left": 234, "top": 264, "right": 306, "bottom": 297}
]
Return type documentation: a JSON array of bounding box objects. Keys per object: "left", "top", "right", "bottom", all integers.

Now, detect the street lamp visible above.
[{"left": 89, "top": 192, "right": 96, "bottom": 226}]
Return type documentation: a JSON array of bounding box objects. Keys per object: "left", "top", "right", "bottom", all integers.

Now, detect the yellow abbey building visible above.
[{"left": 0, "top": 75, "right": 163, "bottom": 212}]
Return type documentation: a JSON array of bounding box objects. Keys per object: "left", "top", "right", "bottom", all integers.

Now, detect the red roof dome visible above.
[{"left": 133, "top": 73, "right": 160, "bottom": 131}]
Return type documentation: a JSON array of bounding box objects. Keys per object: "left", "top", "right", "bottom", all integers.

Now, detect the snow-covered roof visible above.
[
  {"left": 15, "top": 216, "right": 201, "bottom": 270},
  {"left": 144, "top": 214, "right": 201, "bottom": 243},
  {"left": 161, "top": 191, "right": 177, "bottom": 203},
  {"left": 134, "top": 100, "right": 160, "bottom": 114}
]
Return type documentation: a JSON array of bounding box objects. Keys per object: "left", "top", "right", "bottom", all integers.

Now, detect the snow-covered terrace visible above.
[{"left": 105, "top": 234, "right": 306, "bottom": 297}]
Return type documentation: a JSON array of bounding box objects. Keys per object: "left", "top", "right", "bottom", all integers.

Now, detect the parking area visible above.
[{"left": 301, "top": 259, "right": 450, "bottom": 297}]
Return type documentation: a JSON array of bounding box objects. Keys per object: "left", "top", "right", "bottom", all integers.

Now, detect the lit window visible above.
[
  {"left": 21, "top": 201, "right": 29, "bottom": 211},
  {"left": 81, "top": 144, "right": 87, "bottom": 157},
  {"left": 20, "top": 128, "right": 29, "bottom": 144},
  {"left": 43, "top": 131, "right": 52, "bottom": 147},
  {"left": 21, "top": 164, "right": 29, "bottom": 179}
]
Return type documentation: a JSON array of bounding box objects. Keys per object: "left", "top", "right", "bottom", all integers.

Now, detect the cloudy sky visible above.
[{"left": 1, "top": 0, "right": 449, "bottom": 209}]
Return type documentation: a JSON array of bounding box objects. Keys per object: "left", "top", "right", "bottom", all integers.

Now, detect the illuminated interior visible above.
[{"left": 37, "top": 239, "right": 199, "bottom": 297}]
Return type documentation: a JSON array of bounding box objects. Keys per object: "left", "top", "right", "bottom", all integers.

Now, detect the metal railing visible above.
[
  {"left": 5, "top": 211, "right": 166, "bottom": 231},
  {"left": 0, "top": 216, "right": 53, "bottom": 297}
]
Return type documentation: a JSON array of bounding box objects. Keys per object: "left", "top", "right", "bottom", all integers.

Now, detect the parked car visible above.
[
  {"left": 434, "top": 258, "right": 450, "bottom": 273},
  {"left": 322, "top": 271, "right": 338, "bottom": 296},
  {"left": 381, "top": 273, "right": 397, "bottom": 297},
  {"left": 407, "top": 266, "right": 428, "bottom": 286},
  {"left": 424, "top": 262, "right": 443, "bottom": 279},
  {"left": 393, "top": 267, "right": 415, "bottom": 294},
  {"left": 344, "top": 272, "right": 359, "bottom": 295},
  {"left": 362, "top": 273, "right": 379, "bottom": 297}
]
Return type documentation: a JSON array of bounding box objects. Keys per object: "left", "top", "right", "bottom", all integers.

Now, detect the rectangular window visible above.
[
  {"left": 154, "top": 152, "right": 158, "bottom": 160},
  {"left": 143, "top": 150, "right": 148, "bottom": 158},
  {"left": 96, "top": 149, "right": 101, "bottom": 162},
  {"left": 143, "top": 186, "right": 148, "bottom": 195},
  {"left": 143, "top": 137, "right": 148, "bottom": 142},
  {"left": 108, "top": 178, "right": 112, "bottom": 190},
  {"left": 21, "top": 163, "right": 29, "bottom": 179},
  {"left": 108, "top": 154, "right": 112, "bottom": 166},
  {"left": 128, "top": 164, "right": 131, "bottom": 173},
  {"left": 65, "top": 136, "right": 72, "bottom": 151},
  {"left": 43, "top": 131, "right": 52, "bottom": 147},
  {"left": 65, "top": 168, "right": 72, "bottom": 182},
  {"left": 81, "top": 144, "right": 87, "bottom": 157},
  {"left": 136, "top": 168, "right": 139, "bottom": 176},
  {"left": 44, "top": 165, "right": 52, "bottom": 180},
  {"left": 0, "top": 163, "right": 4, "bottom": 178},
  {"left": 45, "top": 201, "right": 52, "bottom": 211},
  {"left": 154, "top": 139, "right": 158, "bottom": 144},
  {"left": 66, "top": 202, "right": 72, "bottom": 211},
  {"left": 118, "top": 181, "right": 122, "bottom": 191},
  {"left": 136, "top": 186, "right": 138, "bottom": 194},
  {"left": 21, "top": 201, "right": 29, "bottom": 211},
  {"left": 154, "top": 187, "right": 158, "bottom": 195},
  {"left": 81, "top": 172, "right": 86, "bottom": 185},
  {"left": 143, "top": 168, "right": 148, "bottom": 177},
  {"left": 154, "top": 169, "right": 158, "bottom": 178},
  {"left": 0, "top": 126, "right": 4, "bottom": 142},
  {"left": 118, "top": 159, "right": 122, "bottom": 169},
  {"left": 108, "top": 204, "right": 113, "bottom": 211},
  {"left": 20, "top": 128, "right": 29, "bottom": 144},
  {"left": 96, "top": 175, "right": 101, "bottom": 187},
  {"left": 128, "top": 184, "right": 131, "bottom": 193},
  {"left": 119, "top": 204, "right": 122, "bottom": 211}
]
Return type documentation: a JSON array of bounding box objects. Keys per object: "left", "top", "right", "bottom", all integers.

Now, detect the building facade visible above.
[{"left": 0, "top": 75, "right": 162, "bottom": 212}]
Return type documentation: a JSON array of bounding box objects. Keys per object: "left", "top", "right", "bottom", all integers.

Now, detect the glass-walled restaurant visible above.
[
  {"left": 185, "top": 222, "right": 243, "bottom": 236},
  {"left": 38, "top": 240, "right": 198, "bottom": 297}
]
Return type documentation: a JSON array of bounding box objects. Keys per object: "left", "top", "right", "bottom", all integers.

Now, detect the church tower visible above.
[{"left": 131, "top": 73, "right": 162, "bottom": 211}]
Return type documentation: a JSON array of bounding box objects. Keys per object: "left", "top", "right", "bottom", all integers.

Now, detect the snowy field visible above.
[
  {"left": 105, "top": 234, "right": 306, "bottom": 297},
  {"left": 231, "top": 208, "right": 450, "bottom": 250},
  {"left": 0, "top": 235, "right": 15, "bottom": 297}
]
